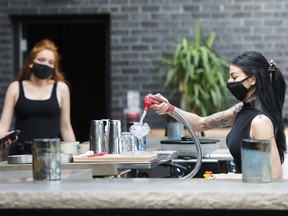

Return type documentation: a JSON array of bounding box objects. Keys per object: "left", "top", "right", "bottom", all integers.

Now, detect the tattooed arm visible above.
[
  {"left": 150, "top": 93, "right": 243, "bottom": 132},
  {"left": 165, "top": 102, "right": 243, "bottom": 132}
]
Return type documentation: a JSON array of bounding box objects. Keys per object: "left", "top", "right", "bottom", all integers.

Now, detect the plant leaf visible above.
[{"left": 149, "top": 20, "right": 229, "bottom": 114}]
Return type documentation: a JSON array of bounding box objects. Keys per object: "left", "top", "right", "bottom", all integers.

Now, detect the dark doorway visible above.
[{"left": 11, "top": 15, "right": 111, "bottom": 142}]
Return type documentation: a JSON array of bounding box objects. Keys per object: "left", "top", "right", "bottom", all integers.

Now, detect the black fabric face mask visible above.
[
  {"left": 226, "top": 76, "right": 252, "bottom": 101},
  {"left": 32, "top": 62, "right": 53, "bottom": 79}
]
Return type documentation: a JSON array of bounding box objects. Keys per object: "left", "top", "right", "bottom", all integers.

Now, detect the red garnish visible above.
[
  {"left": 87, "top": 152, "right": 106, "bottom": 157},
  {"left": 203, "top": 171, "right": 213, "bottom": 179}
]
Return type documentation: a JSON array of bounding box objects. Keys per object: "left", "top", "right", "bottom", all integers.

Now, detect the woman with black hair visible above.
[{"left": 151, "top": 51, "right": 287, "bottom": 179}]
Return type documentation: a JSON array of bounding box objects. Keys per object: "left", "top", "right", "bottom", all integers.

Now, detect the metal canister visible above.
[
  {"left": 32, "top": 138, "right": 61, "bottom": 181},
  {"left": 89, "top": 120, "right": 106, "bottom": 153},
  {"left": 107, "top": 120, "right": 122, "bottom": 154},
  {"left": 101, "top": 119, "right": 110, "bottom": 151},
  {"left": 241, "top": 139, "right": 272, "bottom": 183}
]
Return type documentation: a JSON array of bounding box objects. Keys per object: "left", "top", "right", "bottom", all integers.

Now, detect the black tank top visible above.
[
  {"left": 15, "top": 81, "right": 61, "bottom": 144},
  {"left": 226, "top": 102, "right": 263, "bottom": 173}
]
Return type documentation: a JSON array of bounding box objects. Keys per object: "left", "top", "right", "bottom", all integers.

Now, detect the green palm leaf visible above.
[{"left": 150, "top": 19, "right": 229, "bottom": 116}]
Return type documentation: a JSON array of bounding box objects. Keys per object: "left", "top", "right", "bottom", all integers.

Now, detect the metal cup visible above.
[
  {"left": 101, "top": 119, "right": 110, "bottom": 151},
  {"left": 107, "top": 120, "right": 122, "bottom": 154},
  {"left": 32, "top": 138, "right": 61, "bottom": 181},
  {"left": 89, "top": 120, "right": 106, "bottom": 153},
  {"left": 167, "top": 122, "right": 184, "bottom": 139},
  {"left": 120, "top": 132, "right": 139, "bottom": 152},
  {"left": 241, "top": 139, "right": 272, "bottom": 183}
]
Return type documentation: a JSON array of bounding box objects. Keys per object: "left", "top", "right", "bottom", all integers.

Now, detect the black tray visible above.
[{"left": 160, "top": 136, "right": 219, "bottom": 145}]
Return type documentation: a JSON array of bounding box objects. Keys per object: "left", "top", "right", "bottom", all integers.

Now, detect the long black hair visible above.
[{"left": 231, "top": 51, "right": 287, "bottom": 163}]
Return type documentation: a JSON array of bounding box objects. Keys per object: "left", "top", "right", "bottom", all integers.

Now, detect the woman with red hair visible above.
[{"left": 0, "top": 39, "right": 76, "bottom": 155}]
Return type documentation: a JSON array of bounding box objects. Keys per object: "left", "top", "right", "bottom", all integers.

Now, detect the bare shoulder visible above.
[
  {"left": 6, "top": 81, "right": 19, "bottom": 94},
  {"left": 56, "top": 81, "right": 69, "bottom": 92},
  {"left": 8, "top": 80, "right": 19, "bottom": 88},
  {"left": 250, "top": 114, "right": 274, "bottom": 139},
  {"left": 55, "top": 81, "right": 70, "bottom": 106},
  {"left": 252, "top": 114, "right": 272, "bottom": 124}
]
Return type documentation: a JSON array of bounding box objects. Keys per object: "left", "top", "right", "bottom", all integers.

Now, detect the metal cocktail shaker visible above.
[
  {"left": 107, "top": 120, "right": 122, "bottom": 154},
  {"left": 89, "top": 120, "right": 106, "bottom": 153},
  {"left": 101, "top": 119, "right": 110, "bottom": 151},
  {"left": 241, "top": 139, "right": 272, "bottom": 183},
  {"left": 32, "top": 138, "right": 61, "bottom": 181}
]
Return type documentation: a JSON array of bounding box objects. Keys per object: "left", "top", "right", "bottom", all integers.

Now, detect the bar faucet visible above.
[{"left": 143, "top": 94, "right": 203, "bottom": 179}]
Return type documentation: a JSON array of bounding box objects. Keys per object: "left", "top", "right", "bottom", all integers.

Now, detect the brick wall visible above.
[{"left": 1, "top": 0, "right": 288, "bottom": 130}]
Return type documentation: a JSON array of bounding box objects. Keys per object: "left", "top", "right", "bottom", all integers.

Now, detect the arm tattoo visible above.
[
  {"left": 201, "top": 103, "right": 243, "bottom": 130},
  {"left": 233, "top": 103, "right": 243, "bottom": 115},
  {"left": 201, "top": 112, "right": 229, "bottom": 130}
]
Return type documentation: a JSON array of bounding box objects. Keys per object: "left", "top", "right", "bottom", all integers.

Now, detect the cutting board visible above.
[{"left": 73, "top": 153, "right": 158, "bottom": 163}]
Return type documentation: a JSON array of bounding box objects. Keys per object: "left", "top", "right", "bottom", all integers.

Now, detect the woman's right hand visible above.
[{"left": 150, "top": 93, "right": 171, "bottom": 115}]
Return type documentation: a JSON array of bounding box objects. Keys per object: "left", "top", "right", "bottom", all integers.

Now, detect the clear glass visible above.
[
  {"left": 129, "top": 121, "right": 150, "bottom": 151},
  {"left": 120, "top": 132, "right": 139, "bottom": 152}
]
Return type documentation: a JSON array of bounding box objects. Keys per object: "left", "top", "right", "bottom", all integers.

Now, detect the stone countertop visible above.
[
  {"left": 0, "top": 169, "right": 93, "bottom": 182},
  {"left": 1, "top": 135, "right": 288, "bottom": 212},
  {"left": 0, "top": 177, "right": 288, "bottom": 210}
]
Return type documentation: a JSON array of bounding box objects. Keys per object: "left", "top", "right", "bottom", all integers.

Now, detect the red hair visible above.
[{"left": 15, "top": 39, "right": 67, "bottom": 84}]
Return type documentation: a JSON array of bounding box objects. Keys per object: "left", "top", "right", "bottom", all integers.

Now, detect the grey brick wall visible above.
[{"left": 1, "top": 0, "right": 288, "bottom": 130}]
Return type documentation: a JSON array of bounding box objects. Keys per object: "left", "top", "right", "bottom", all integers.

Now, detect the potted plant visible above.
[{"left": 151, "top": 20, "right": 229, "bottom": 116}]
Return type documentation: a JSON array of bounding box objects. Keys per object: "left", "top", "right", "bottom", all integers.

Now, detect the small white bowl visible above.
[
  {"left": 61, "top": 141, "right": 79, "bottom": 155},
  {"left": 79, "top": 141, "right": 90, "bottom": 154}
]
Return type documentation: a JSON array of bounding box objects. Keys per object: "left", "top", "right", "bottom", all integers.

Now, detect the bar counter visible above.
[
  {"left": 1, "top": 172, "right": 288, "bottom": 215},
  {"left": 1, "top": 134, "right": 288, "bottom": 215}
]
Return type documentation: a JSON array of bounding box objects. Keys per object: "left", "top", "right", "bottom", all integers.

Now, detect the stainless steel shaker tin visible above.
[
  {"left": 101, "top": 119, "right": 110, "bottom": 151},
  {"left": 241, "top": 139, "right": 272, "bottom": 183},
  {"left": 107, "top": 120, "right": 122, "bottom": 154},
  {"left": 32, "top": 138, "right": 61, "bottom": 181},
  {"left": 89, "top": 120, "right": 106, "bottom": 153}
]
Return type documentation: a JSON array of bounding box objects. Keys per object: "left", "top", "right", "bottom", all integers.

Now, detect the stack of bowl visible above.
[
  {"left": 78, "top": 141, "right": 90, "bottom": 154},
  {"left": 60, "top": 141, "right": 79, "bottom": 155}
]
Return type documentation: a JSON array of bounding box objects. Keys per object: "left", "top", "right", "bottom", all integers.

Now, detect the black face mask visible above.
[
  {"left": 226, "top": 76, "right": 252, "bottom": 101},
  {"left": 32, "top": 62, "right": 53, "bottom": 79}
]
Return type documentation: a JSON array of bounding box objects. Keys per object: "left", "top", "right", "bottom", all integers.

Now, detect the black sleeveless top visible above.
[
  {"left": 226, "top": 102, "right": 263, "bottom": 173},
  {"left": 14, "top": 81, "right": 61, "bottom": 145}
]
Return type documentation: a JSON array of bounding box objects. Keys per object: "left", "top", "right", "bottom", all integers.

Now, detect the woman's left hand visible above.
[{"left": 0, "top": 132, "right": 18, "bottom": 151}]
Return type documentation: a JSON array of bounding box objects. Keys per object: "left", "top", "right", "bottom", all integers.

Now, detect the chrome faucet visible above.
[{"left": 144, "top": 94, "right": 203, "bottom": 179}]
